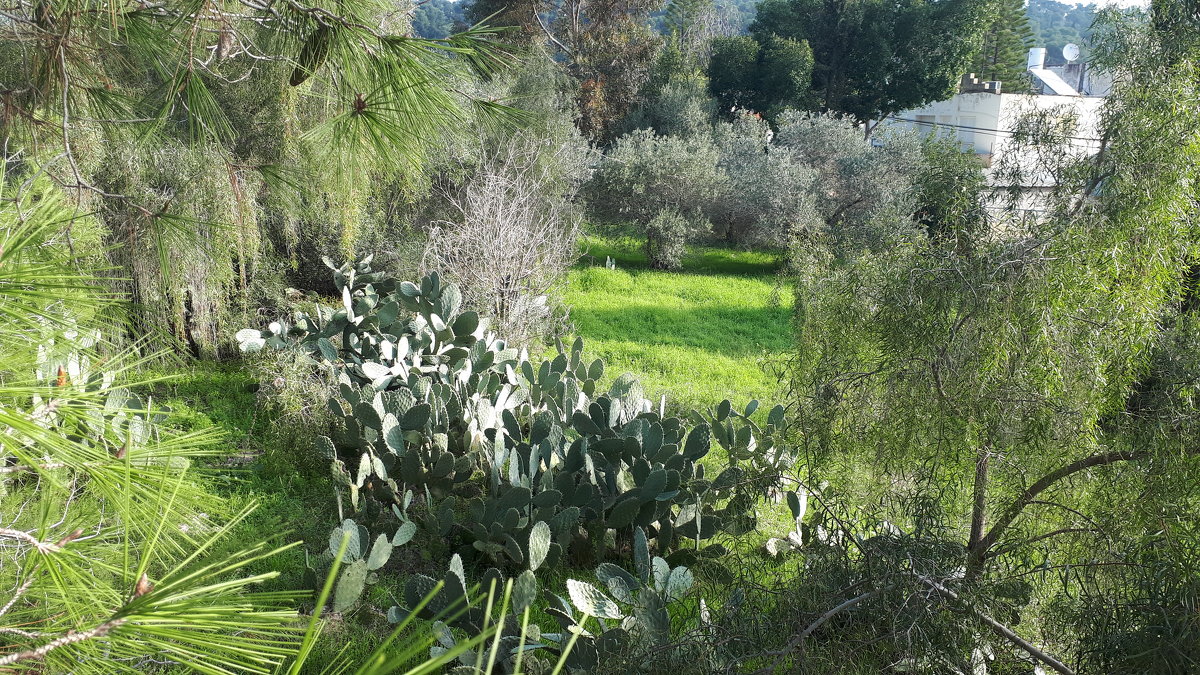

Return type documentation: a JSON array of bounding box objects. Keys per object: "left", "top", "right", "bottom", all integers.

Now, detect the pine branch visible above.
[
  {"left": 920, "top": 576, "right": 1075, "bottom": 675},
  {"left": 0, "top": 576, "right": 36, "bottom": 618},
  {"left": 0, "top": 618, "right": 127, "bottom": 667}
]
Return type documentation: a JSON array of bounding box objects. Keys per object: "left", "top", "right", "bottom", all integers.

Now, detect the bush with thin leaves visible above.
[
  {"left": 710, "top": 112, "right": 820, "bottom": 247},
  {"left": 644, "top": 209, "right": 692, "bottom": 269}
]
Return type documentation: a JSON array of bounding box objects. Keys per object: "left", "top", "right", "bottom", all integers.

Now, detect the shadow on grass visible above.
[
  {"left": 571, "top": 303, "right": 793, "bottom": 357},
  {"left": 577, "top": 234, "right": 784, "bottom": 277}
]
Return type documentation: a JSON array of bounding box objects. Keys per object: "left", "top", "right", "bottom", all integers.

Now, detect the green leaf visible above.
[
  {"left": 361, "top": 362, "right": 391, "bottom": 381},
  {"left": 786, "top": 490, "right": 806, "bottom": 521},
  {"left": 664, "top": 566, "right": 693, "bottom": 602},
  {"left": 528, "top": 521, "right": 551, "bottom": 572},
  {"left": 513, "top": 569, "right": 538, "bottom": 613},
  {"left": 633, "top": 526, "right": 651, "bottom": 583},
  {"left": 596, "top": 562, "right": 640, "bottom": 604},
  {"left": 767, "top": 404, "right": 785, "bottom": 428},
  {"left": 393, "top": 520, "right": 417, "bottom": 546},
  {"left": 316, "top": 337, "right": 338, "bottom": 361},
  {"left": 566, "top": 579, "right": 624, "bottom": 619},
  {"left": 367, "top": 534, "right": 392, "bottom": 571},
  {"left": 333, "top": 559, "right": 368, "bottom": 612},
  {"left": 716, "top": 400, "right": 732, "bottom": 422},
  {"left": 451, "top": 311, "right": 479, "bottom": 337},
  {"left": 401, "top": 403, "right": 431, "bottom": 430},
  {"left": 329, "top": 519, "right": 362, "bottom": 560},
  {"left": 683, "top": 424, "right": 711, "bottom": 460},
  {"left": 607, "top": 498, "right": 641, "bottom": 529}
]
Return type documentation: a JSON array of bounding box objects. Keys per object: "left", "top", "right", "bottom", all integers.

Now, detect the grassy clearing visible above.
[{"left": 564, "top": 234, "right": 793, "bottom": 416}]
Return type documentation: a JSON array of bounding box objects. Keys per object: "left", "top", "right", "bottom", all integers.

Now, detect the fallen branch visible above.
[
  {"left": 752, "top": 587, "right": 885, "bottom": 673},
  {"left": 920, "top": 576, "right": 1074, "bottom": 675}
]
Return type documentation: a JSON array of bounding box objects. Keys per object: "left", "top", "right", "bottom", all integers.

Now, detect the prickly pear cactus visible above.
[{"left": 241, "top": 260, "right": 791, "bottom": 577}]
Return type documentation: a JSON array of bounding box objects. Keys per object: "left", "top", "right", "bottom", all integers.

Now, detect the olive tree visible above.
[{"left": 585, "top": 129, "right": 726, "bottom": 268}]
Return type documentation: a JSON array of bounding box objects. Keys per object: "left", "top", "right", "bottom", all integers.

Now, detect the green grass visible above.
[{"left": 565, "top": 234, "right": 793, "bottom": 415}]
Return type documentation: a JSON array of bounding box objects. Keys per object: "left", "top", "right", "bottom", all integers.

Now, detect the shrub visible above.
[
  {"left": 775, "top": 111, "right": 923, "bottom": 252},
  {"left": 711, "top": 113, "right": 820, "bottom": 247},
  {"left": 913, "top": 136, "right": 987, "bottom": 251},
  {"left": 422, "top": 129, "right": 587, "bottom": 347},
  {"left": 644, "top": 209, "right": 692, "bottom": 269},
  {"left": 623, "top": 72, "right": 716, "bottom": 139},
  {"left": 585, "top": 129, "right": 725, "bottom": 261}
]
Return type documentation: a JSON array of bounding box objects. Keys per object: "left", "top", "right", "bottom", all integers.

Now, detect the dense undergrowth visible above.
[{"left": 136, "top": 236, "right": 786, "bottom": 667}]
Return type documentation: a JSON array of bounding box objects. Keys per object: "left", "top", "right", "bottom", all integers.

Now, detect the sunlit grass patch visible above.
[{"left": 564, "top": 235, "right": 792, "bottom": 415}]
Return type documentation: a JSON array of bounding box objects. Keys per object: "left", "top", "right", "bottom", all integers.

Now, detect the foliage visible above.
[
  {"left": 528, "top": 0, "right": 663, "bottom": 141},
  {"left": 707, "top": 34, "right": 814, "bottom": 114},
  {"left": 623, "top": 40, "right": 717, "bottom": 139},
  {"left": 414, "top": 0, "right": 468, "bottom": 39},
  {"left": 239, "top": 262, "right": 789, "bottom": 578},
  {"left": 707, "top": 37, "right": 763, "bottom": 111},
  {"left": 774, "top": 112, "right": 924, "bottom": 247},
  {"left": 750, "top": 0, "right": 995, "bottom": 122},
  {"left": 643, "top": 209, "right": 694, "bottom": 270},
  {"left": 0, "top": 0, "right": 519, "bottom": 356},
  {"left": 421, "top": 125, "right": 588, "bottom": 346},
  {"left": 783, "top": 8, "right": 1200, "bottom": 670},
  {"left": 710, "top": 113, "right": 819, "bottom": 246},
  {"left": 969, "top": 0, "right": 1036, "bottom": 89},
  {"left": 584, "top": 130, "right": 725, "bottom": 263},
  {"left": 0, "top": 167, "right": 303, "bottom": 672},
  {"left": 912, "top": 136, "right": 988, "bottom": 250}
]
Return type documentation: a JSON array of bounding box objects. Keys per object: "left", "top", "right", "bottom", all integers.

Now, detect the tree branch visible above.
[
  {"left": 920, "top": 576, "right": 1075, "bottom": 675},
  {"left": 972, "top": 447, "right": 1172, "bottom": 562},
  {"left": 0, "top": 618, "right": 126, "bottom": 667},
  {"left": 533, "top": 10, "right": 571, "bottom": 55},
  {"left": 0, "top": 576, "right": 36, "bottom": 618},
  {"left": 752, "top": 587, "right": 885, "bottom": 673},
  {"left": 0, "top": 528, "right": 62, "bottom": 554}
]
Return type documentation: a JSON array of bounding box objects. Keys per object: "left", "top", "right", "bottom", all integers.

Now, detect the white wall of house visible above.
[{"left": 885, "top": 93, "right": 1103, "bottom": 177}]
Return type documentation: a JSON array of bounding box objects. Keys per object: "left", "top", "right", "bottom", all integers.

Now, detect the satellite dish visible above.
[{"left": 1062, "top": 43, "right": 1080, "bottom": 63}]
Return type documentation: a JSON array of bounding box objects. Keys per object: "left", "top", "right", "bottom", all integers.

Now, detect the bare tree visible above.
[{"left": 422, "top": 131, "right": 587, "bottom": 347}]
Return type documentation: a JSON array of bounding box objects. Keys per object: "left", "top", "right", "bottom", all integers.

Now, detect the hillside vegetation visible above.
[{"left": 2, "top": 1, "right": 1198, "bottom": 673}]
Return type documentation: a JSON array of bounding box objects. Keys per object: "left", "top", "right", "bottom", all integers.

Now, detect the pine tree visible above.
[{"left": 970, "top": 0, "right": 1037, "bottom": 88}]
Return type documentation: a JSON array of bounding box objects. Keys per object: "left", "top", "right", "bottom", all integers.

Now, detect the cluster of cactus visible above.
[
  {"left": 463, "top": 383, "right": 731, "bottom": 569},
  {"left": 701, "top": 399, "right": 794, "bottom": 476},
  {"left": 240, "top": 261, "right": 791, "bottom": 576},
  {"left": 544, "top": 525, "right": 695, "bottom": 672},
  {"left": 391, "top": 526, "right": 694, "bottom": 674},
  {"left": 24, "top": 328, "right": 186, "bottom": 472},
  {"left": 305, "top": 492, "right": 420, "bottom": 612},
  {"left": 392, "top": 550, "right": 549, "bottom": 674},
  {"left": 765, "top": 487, "right": 809, "bottom": 557}
]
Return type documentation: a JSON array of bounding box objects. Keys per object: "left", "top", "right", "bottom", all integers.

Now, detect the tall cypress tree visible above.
[{"left": 970, "top": 0, "right": 1036, "bottom": 88}]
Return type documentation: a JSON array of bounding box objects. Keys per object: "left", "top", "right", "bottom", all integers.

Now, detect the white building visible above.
[{"left": 881, "top": 47, "right": 1108, "bottom": 216}]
